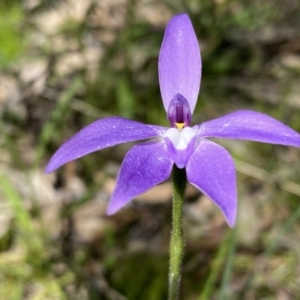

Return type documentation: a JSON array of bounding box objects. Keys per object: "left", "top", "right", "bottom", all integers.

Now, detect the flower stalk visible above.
[{"left": 169, "top": 165, "right": 187, "bottom": 300}]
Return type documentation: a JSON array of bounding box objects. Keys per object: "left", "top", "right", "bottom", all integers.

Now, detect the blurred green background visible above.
[{"left": 0, "top": 0, "right": 300, "bottom": 299}]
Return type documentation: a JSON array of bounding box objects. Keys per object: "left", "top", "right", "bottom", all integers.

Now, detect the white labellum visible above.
[{"left": 164, "top": 127, "right": 196, "bottom": 150}]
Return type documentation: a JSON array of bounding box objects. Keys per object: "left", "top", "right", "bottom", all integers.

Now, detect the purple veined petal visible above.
[
  {"left": 196, "top": 110, "right": 300, "bottom": 147},
  {"left": 186, "top": 139, "right": 237, "bottom": 227},
  {"left": 158, "top": 13, "right": 201, "bottom": 113},
  {"left": 46, "top": 117, "right": 167, "bottom": 173},
  {"left": 107, "top": 140, "right": 173, "bottom": 215}
]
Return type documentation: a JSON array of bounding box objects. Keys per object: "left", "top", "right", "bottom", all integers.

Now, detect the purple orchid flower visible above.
[{"left": 46, "top": 13, "right": 300, "bottom": 227}]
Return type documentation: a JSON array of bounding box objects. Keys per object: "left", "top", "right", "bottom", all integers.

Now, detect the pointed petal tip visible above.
[
  {"left": 226, "top": 213, "right": 237, "bottom": 228},
  {"left": 44, "top": 161, "right": 55, "bottom": 174},
  {"left": 45, "top": 157, "right": 60, "bottom": 173},
  {"left": 106, "top": 205, "right": 117, "bottom": 216},
  {"left": 45, "top": 166, "right": 52, "bottom": 174},
  {"left": 167, "top": 14, "right": 196, "bottom": 33},
  {"left": 168, "top": 13, "right": 191, "bottom": 25},
  {"left": 45, "top": 157, "right": 64, "bottom": 174},
  {"left": 106, "top": 200, "right": 124, "bottom": 216},
  {"left": 211, "top": 199, "right": 237, "bottom": 228},
  {"left": 222, "top": 202, "right": 237, "bottom": 228},
  {"left": 228, "top": 221, "right": 236, "bottom": 228}
]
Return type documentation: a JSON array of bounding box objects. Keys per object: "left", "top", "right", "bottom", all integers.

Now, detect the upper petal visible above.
[
  {"left": 196, "top": 110, "right": 300, "bottom": 147},
  {"left": 186, "top": 139, "right": 237, "bottom": 227},
  {"left": 107, "top": 141, "right": 173, "bottom": 215},
  {"left": 46, "top": 117, "right": 166, "bottom": 173},
  {"left": 158, "top": 13, "right": 201, "bottom": 113}
]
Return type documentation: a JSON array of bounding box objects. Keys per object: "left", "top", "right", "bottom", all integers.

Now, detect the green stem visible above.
[{"left": 168, "top": 165, "right": 187, "bottom": 300}]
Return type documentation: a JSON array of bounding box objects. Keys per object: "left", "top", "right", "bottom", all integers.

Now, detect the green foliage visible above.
[
  {"left": 0, "top": 3, "right": 25, "bottom": 68},
  {"left": 108, "top": 254, "right": 168, "bottom": 299}
]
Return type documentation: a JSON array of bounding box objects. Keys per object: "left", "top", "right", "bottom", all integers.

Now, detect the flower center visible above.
[
  {"left": 164, "top": 127, "right": 196, "bottom": 150},
  {"left": 167, "top": 93, "right": 192, "bottom": 129}
]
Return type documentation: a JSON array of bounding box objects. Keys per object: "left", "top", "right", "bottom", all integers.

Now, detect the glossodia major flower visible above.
[{"left": 46, "top": 13, "right": 300, "bottom": 227}]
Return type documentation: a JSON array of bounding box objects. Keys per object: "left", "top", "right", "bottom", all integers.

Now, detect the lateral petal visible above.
[
  {"left": 46, "top": 117, "right": 166, "bottom": 173},
  {"left": 186, "top": 139, "right": 237, "bottom": 227},
  {"left": 158, "top": 13, "right": 201, "bottom": 113},
  {"left": 196, "top": 110, "right": 300, "bottom": 147},
  {"left": 107, "top": 141, "right": 173, "bottom": 214}
]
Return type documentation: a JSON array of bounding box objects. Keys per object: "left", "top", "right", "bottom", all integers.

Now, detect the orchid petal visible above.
[
  {"left": 107, "top": 141, "right": 173, "bottom": 214},
  {"left": 164, "top": 127, "right": 196, "bottom": 168},
  {"left": 196, "top": 110, "right": 300, "bottom": 147},
  {"left": 46, "top": 117, "right": 166, "bottom": 173},
  {"left": 186, "top": 139, "right": 237, "bottom": 227},
  {"left": 158, "top": 13, "right": 201, "bottom": 113}
]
